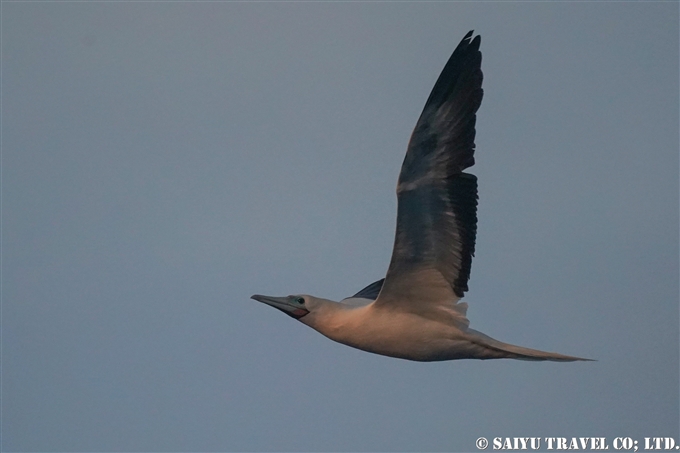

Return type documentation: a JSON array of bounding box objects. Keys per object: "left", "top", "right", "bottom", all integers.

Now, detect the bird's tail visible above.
[{"left": 467, "top": 328, "right": 594, "bottom": 362}]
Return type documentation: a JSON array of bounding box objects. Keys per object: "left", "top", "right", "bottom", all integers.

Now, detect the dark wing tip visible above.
[
  {"left": 399, "top": 30, "right": 483, "bottom": 178},
  {"left": 462, "top": 30, "right": 478, "bottom": 43},
  {"left": 422, "top": 31, "right": 482, "bottom": 112}
]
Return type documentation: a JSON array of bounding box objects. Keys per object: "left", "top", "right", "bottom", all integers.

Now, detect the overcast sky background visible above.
[{"left": 3, "top": 2, "right": 678, "bottom": 452}]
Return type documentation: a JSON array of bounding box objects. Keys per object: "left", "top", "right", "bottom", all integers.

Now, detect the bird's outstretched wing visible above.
[
  {"left": 345, "top": 279, "right": 385, "bottom": 301},
  {"left": 374, "top": 31, "right": 483, "bottom": 312}
]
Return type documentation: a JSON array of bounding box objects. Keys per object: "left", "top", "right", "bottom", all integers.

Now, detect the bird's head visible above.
[{"left": 250, "top": 294, "right": 316, "bottom": 320}]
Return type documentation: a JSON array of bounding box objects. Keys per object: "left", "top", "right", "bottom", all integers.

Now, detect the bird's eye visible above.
[{"left": 295, "top": 297, "right": 305, "bottom": 305}]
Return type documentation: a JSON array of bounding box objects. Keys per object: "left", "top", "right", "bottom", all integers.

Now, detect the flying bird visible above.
[{"left": 252, "top": 31, "right": 590, "bottom": 362}]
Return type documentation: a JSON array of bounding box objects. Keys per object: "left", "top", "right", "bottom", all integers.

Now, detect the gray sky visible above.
[{"left": 3, "top": 2, "right": 678, "bottom": 452}]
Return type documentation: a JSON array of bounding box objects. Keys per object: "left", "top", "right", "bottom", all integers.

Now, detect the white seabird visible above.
[{"left": 252, "top": 31, "right": 590, "bottom": 362}]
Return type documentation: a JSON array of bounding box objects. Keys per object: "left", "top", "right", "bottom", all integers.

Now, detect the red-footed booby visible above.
[{"left": 252, "top": 31, "right": 590, "bottom": 362}]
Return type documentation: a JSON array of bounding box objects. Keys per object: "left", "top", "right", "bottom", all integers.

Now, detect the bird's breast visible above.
[{"left": 317, "top": 304, "right": 470, "bottom": 361}]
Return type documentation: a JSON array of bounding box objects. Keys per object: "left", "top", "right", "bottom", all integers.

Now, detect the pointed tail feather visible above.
[{"left": 468, "top": 329, "right": 594, "bottom": 362}]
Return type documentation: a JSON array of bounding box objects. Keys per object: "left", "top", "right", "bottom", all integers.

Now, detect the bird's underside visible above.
[
  {"left": 250, "top": 31, "right": 591, "bottom": 363},
  {"left": 336, "top": 318, "right": 588, "bottom": 362},
  {"left": 335, "top": 280, "right": 588, "bottom": 362}
]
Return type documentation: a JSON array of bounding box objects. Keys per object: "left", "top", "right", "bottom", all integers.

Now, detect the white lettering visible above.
[
  {"left": 545, "top": 438, "right": 556, "bottom": 450},
  {"left": 613, "top": 437, "right": 634, "bottom": 450},
  {"left": 592, "top": 437, "right": 608, "bottom": 450},
  {"left": 492, "top": 437, "right": 542, "bottom": 450}
]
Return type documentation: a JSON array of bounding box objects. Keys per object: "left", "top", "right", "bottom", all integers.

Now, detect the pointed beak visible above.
[{"left": 251, "top": 294, "right": 309, "bottom": 319}]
